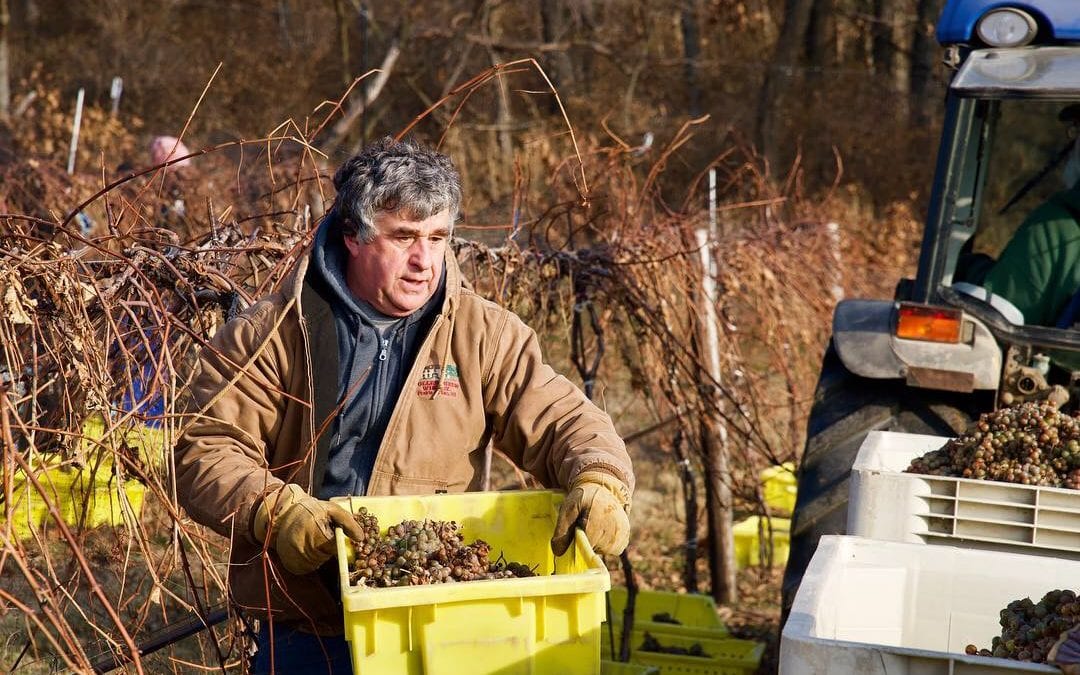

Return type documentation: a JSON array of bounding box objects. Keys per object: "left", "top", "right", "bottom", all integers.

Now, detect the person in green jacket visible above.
[{"left": 982, "top": 136, "right": 1080, "bottom": 328}]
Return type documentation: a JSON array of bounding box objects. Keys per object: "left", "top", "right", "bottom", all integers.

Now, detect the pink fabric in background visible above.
[{"left": 149, "top": 136, "right": 192, "bottom": 167}]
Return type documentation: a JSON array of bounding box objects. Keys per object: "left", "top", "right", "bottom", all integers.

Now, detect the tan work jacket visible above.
[{"left": 175, "top": 248, "right": 633, "bottom": 632}]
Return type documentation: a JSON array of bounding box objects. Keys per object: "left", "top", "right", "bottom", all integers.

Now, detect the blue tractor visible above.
[
  {"left": 781, "top": 0, "right": 1080, "bottom": 621},
  {"left": 938, "top": 0, "right": 1080, "bottom": 45}
]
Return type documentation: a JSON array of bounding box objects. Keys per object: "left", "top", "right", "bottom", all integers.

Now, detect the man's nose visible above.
[{"left": 409, "top": 237, "right": 434, "bottom": 269}]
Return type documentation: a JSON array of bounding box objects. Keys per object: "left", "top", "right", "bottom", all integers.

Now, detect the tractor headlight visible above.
[{"left": 975, "top": 8, "right": 1038, "bottom": 48}]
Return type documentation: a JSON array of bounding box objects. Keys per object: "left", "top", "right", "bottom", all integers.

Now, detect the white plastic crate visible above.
[
  {"left": 780, "top": 535, "right": 1072, "bottom": 674},
  {"left": 848, "top": 430, "right": 1080, "bottom": 557}
]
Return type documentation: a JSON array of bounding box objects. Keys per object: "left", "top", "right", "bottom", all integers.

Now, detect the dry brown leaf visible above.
[{"left": 2, "top": 276, "right": 37, "bottom": 325}]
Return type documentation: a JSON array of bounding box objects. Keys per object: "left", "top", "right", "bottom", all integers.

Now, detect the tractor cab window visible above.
[{"left": 948, "top": 99, "right": 1080, "bottom": 330}]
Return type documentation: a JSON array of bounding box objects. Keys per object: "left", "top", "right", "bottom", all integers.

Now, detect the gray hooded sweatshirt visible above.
[{"left": 307, "top": 214, "right": 445, "bottom": 498}]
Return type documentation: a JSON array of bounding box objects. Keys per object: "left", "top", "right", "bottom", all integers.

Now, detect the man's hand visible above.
[
  {"left": 551, "top": 470, "right": 631, "bottom": 556},
  {"left": 253, "top": 484, "right": 365, "bottom": 575}
]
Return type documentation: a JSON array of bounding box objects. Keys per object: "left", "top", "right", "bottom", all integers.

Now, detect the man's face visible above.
[{"left": 342, "top": 209, "right": 451, "bottom": 317}]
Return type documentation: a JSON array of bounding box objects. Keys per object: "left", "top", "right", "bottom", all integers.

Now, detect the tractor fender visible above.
[{"left": 832, "top": 298, "right": 1001, "bottom": 392}]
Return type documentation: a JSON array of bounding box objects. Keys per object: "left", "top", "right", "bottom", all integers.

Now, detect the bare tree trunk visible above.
[
  {"left": 874, "top": 0, "right": 913, "bottom": 116},
  {"left": 576, "top": 0, "right": 597, "bottom": 95},
  {"left": 0, "top": 0, "right": 10, "bottom": 120},
  {"left": 483, "top": 2, "right": 513, "bottom": 199},
  {"left": 357, "top": 1, "right": 371, "bottom": 148},
  {"left": 680, "top": 0, "right": 702, "bottom": 118},
  {"left": 333, "top": 0, "right": 350, "bottom": 87},
  {"left": 277, "top": 0, "right": 292, "bottom": 47},
  {"left": 805, "top": 0, "right": 835, "bottom": 76},
  {"left": 540, "top": 0, "right": 573, "bottom": 111},
  {"left": 872, "top": 0, "right": 899, "bottom": 76},
  {"left": 494, "top": 62, "right": 514, "bottom": 186},
  {"left": 755, "top": 0, "right": 814, "bottom": 170},
  {"left": 322, "top": 34, "right": 401, "bottom": 150},
  {"left": 699, "top": 395, "right": 735, "bottom": 604},
  {"left": 622, "top": 3, "right": 650, "bottom": 131},
  {"left": 672, "top": 428, "right": 699, "bottom": 593},
  {"left": 910, "top": 0, "right": 945, "bottom": 127}
]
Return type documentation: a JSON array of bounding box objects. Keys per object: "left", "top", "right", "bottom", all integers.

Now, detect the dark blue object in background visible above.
[
  {"left": 121, "top": 360, "right": 166, "bottom": 426},
  {"left": 113, "top": 315, "right": 167, "bottom": 428}
]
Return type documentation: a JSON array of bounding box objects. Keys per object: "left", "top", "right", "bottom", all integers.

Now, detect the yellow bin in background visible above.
[
  {"left": 760, "top": 462, "right": 797, "bottom": 514},
  {"left": 733, "top": 515, "right": 790, "bottom": 568},
  {"left": 334, "top": 490, "right": 610, "bottom": 675},
  {"left": 1, "top": 460, "right": 145, "bottom": 540},
  {"left": 601, "top": 660, "right": 659, "bottom": 675},
  {"left": 623, "top": 627, "right": 764, "bottom": 675},
  {"left": 606, "top": 587, "right": 728, "bottom": 639},
  {"left": 80, "top": 414, "right": 168, "bottom": 471}
]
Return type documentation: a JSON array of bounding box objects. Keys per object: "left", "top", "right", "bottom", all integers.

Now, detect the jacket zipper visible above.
[
  {"left": 298, "top": 252, "right": 460, "bottom": 493},
  {"left": 366, "top": 313, "right": 448, "bottom": 490},
  {"left": 365, "top": 331, "right": 396, "bottom": 443}
]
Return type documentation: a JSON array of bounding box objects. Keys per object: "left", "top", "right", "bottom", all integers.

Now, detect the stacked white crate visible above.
[
  {"left": 780, "top": 430, "right": 1080, "bottom": 674},
  {"left": 847, "top": 430, "right": 1080, "bottom": 556}
]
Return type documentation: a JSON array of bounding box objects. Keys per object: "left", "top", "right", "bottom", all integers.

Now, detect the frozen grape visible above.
[
  {"left": 346, "top": 508, "right": 537, "bottom": 587},
  {"left": 971, "top": 589, "right": 1080, "bottom": 663},
  {"left": 906, "top": 402, "right": 1080, "bottom": 489}
]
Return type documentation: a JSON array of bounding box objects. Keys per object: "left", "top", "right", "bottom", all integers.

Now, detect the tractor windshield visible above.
[
  {"left": 953, "top": 98, "right": 1075, "bottom": 288},
  {"left": 930, "top": 48, "right": 1080, "bottom": 339}
]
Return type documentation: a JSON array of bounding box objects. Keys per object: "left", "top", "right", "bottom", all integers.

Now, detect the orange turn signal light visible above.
[{"left": 895, "top": 303, "right": 964, "bottom": 344}]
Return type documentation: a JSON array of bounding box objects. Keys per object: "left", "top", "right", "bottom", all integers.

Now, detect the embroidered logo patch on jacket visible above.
[{"left": 417, "top": 363, "right": 460, "bottom": 398}]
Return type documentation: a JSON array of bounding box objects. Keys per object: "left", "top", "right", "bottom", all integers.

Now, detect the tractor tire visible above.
[{"left": 779, "top": 343, "right": 987, "bottom": 626}]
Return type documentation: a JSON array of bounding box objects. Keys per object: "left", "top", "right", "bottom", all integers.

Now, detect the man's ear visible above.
[{"left": 342, "top": 232, "right": 364, "bottom": 256}]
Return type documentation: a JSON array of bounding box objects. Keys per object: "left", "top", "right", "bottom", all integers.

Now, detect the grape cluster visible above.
[
  {"left": 639, "top": 632, "right": 710, "bottom": 658},
  {"left": 968, "top": 589, "right": 1080, "bottom": 662},
  {"left": 906, "top": 402, "right": 1080, "bottom": 488},
  {"left": 347, "top": 507, "right": 536, "bottom": 588}
]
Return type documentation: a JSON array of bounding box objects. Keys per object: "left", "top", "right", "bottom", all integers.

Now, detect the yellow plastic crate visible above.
[
  {"left": 1, "top": 463, "right": 145, "bottom": 540},
  {"left": 760, "top": 462, "right": 796, "bottom": 514},
  {"left": 606, "top": 588, "right": 728, "bottom": 639},
  {"left": 733, "top": 516, "right": 790, "bottom": 568},
  {"left": 601, "top": 660, "right": 659, "bottom": 675},
  {"left": 334, "top": 490, "right": 610, "bottom": 675},
  {"left": 626, "top": 628, "right": 764, "bottom": 675},
  {"left": 80, "top": 414, "right": 168, "bottom": 471}
]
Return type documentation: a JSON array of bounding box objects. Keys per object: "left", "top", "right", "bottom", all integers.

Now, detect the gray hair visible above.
[{"left": 332, "top": 136, "right": 462, "bottom": 243}]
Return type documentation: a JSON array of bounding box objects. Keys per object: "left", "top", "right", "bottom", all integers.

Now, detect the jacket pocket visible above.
[{"left": 375, "top": 470, "right": 453, "bottom": 495}]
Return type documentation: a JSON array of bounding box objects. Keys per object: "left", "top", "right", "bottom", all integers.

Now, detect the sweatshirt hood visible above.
[{"left": 312, "top": 210, "right": 368, "bottom": 319}]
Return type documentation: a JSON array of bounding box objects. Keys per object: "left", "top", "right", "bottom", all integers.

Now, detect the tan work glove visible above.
[
  {"left": 253, "top": 484, "right": 365, "bottom": 576},
  {"left": 551, "top": 470, "right": 631, "bottom": 556},
  {"left": 1050, "top": 624, "right": 1080, "bottom": 675}
]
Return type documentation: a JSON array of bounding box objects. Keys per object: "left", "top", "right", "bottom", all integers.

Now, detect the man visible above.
[
  {"left": 981, "top": 112, "right": 1080, "bottom": 329},
  {"left": 174, "top": 137, "right": 633, "bottom": 673}
]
